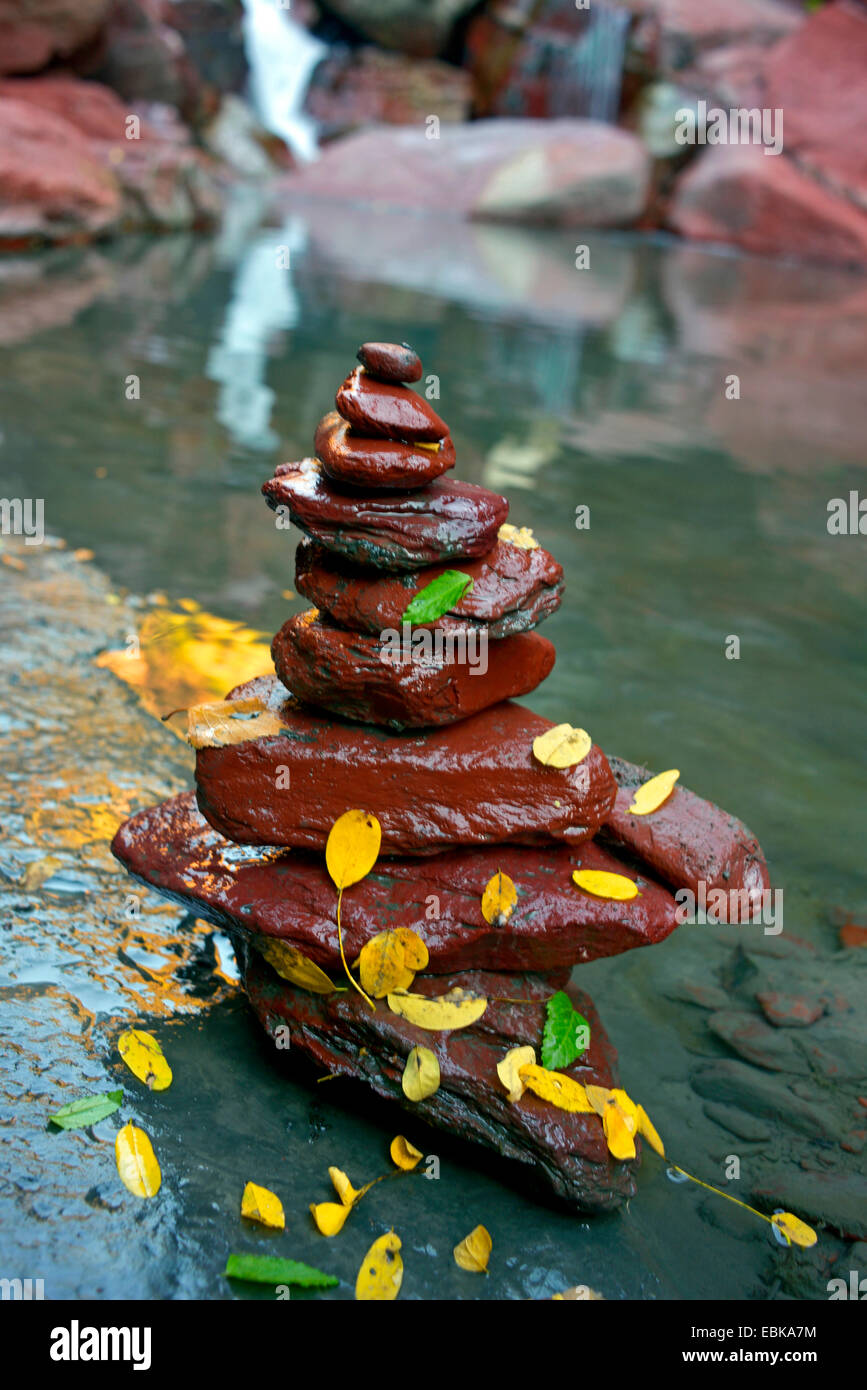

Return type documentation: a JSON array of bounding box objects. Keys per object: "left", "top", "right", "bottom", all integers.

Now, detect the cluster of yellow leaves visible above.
[
  {"left": 311, "top": 1165, "right": 377, "bottom": 1236},
  {"left": 572, "top": 869, "right": 638, "bottom": 902},
  {"left": 499, "top": 523, "right": 539, "bottom": 551},
  {"left": 628, "top": 769, "right": 679, "bottom": 816},
  {"left": 241, "top": 1181, "right": 285, "bottom": 1230},
  {"left": 481, "top": 870, "right": 517, "bottom": 927},
  {"left": 532, "top": 724, "right": 591, "bottom": 769},
  {"left": 356, "top": 928, "right": 429, "bottom": 998}
]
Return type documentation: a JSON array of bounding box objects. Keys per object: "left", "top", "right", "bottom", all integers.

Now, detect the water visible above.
[{"left": 241, "top": 0, "right": 325, "bottom": 160}]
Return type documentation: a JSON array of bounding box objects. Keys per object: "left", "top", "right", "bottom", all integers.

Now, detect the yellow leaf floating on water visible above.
[
  {"left": 454, "top": 1224, "right": 492, "bottom": 1273},
  {"left": 628, "top": 769, "right": 680, "bottom": 816},
  {"left": 355, "top": 1232, "right": 403, "bottom": 1301},
  {"left": 186, "top": 697, "right": 287, "bottom": 749},
  {"left": 328, "top": 1166, "right": 374, "bottom": 1208},
  {"left": 552, "top": 1285, "right": 605, "bottom": 1300},
  {"left": 572, "top": 869, "right": 638, "bottom": 902},
  {"left": 499, "top": 523, "right": 539, "bottom": 551},
  {"left": 390, "top": 1135, "right": 424, "bottom": 1171},
  {"left": 310, "top": 1201, "right": 351, "bottom": 1236},
  {"left": 636, "top": 1104, "right": 665, "bottom": 1157},
  {"left": 117, "top": 1029, "right": 172, "bottom": 1091},
  {"left": 481, "top": 871, "right": 517, "bottom": 927},
  {"left": 497, "top": 1045, "right": 536, "bottom": 1104},
  {"left": 401, "top": 1045, "right": 441, "bottom": 1101},
  {"left": 20, "top": 856, "right": 65, "bottom": 891},
  {"left": 532, "top": 723, "right": 592, "bottom": 769},
  {"left": 387, "top": 987, "right": 487, "bottom": 1031},
  {"left": 326, "top": 809, "right": 382, "bottom": 891},
  {"left": 241, "top": 1181, "right": 285, "bottom": 1230},
  {"left": 357, "top": 928, "right": 429, "bottom": 998},
  {"left": 518, "top": 1064, "right": 595, "bottom": 1113},
  {"left": 255, "top": 937, "right": 336, "bottom": 994},
  {"left": 115, "top": 1123, "right": 161, "bottom": 1198},
  {"left": 771, "top": 1212, "right": 818, "bottom": 1248}
]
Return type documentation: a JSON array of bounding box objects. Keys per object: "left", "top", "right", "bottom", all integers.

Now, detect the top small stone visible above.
[{"left": 357, "top": 341, "right": 423, "bottom": 383}]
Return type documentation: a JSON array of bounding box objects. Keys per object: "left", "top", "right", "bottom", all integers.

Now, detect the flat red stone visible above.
[
  {"left": 245, "top": 954, "right": 637, "bottom": 1212},
  {"left": 356, "top": 341, "right": 422, "bottom": 383},
  {"left": 111, "top": 790, "right": 679, "bottom": 974},
  {"left": 295, "top": 538, "right": 564, "bottom": 638},
  {"left": 336, "top": 366, "right": 447, "bottom": 442},
  {"left": 271, "top": 609, "right": 555, "bottom": 728},
  {"left": 262, "top": 458, "right": 509, "bottom": 570},
  {"left": 315, "top": 411, "right": 455, "bottom": 488},
  {"left": 193, "top": 675, "right": 617, "bottom": 855}
]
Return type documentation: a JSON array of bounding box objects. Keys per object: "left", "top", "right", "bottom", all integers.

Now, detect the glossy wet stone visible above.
[
  {"left": 356, "top": 340, "right": 422, "bottom": 382},
  {"left": 315, "top": 411, "right": 455, "bottom": 488},
  {"left": 271, "top": 609, "right": 555, "bottom": 728},
  {"left": 245, "top": 952, "right": 638, "bottom": 1213},
  {"left": 262, "top": 458, "right": 508, "bottom": 570},
  {"left": 336, "top": 365, "right": 448, "bottom": 442},
  {"left": 191, "top": 674, "right": 617, "bottom": 855},
  {"left": 295, "top": 537, "right": 564, "bottom": 638},
  {"left": 110, "top": 790, "right": 679, "bottom": 974}
]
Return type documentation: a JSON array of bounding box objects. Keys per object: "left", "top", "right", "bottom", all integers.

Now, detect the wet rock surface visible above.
[
  {"left": 315, "top": 410, "right": 455, "bottom": 489},
  {"left": 335, "top": 364, "right": 448, "bottom": 443},
  {"left": 357, "top": 339, "right": 422, "bottom": 382}
]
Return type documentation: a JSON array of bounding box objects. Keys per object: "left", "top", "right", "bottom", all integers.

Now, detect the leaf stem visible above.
[
  {"left": 337, "top": 888, "right": 375, "bottom": 1011},
  {"left": 668, "top": 1164, "right": 791, "bottom": 1242}
]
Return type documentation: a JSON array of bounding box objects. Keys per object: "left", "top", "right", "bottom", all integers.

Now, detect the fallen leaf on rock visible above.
[
  {"left": 481, "top": 870, "right": 517, "bottom": 926},
  {"left": 186, "top": 697, "right": 286, "bottom": 749},
  {"left": 241, "top": 1181, "right": 285, "bottom": 1230},
  {"left": 401, "top": 1045, "right": 440, "bottom": 1101},
  {"left": 542, "top": 991, "right": 590, "bottom": 1070},
  {"left": 357, "top": 928, "right": 429, "bottom": 998},
  {"left": 327, "top": 809, "right": 382, "bottom": 1010},
  {"left": 628, "top": 769, "right": 679, "bottom": 816},
  {"left": 390, "top": 1135, "right": 424, "bottom": 1170},
  {"left": 387, "top": 987, "right": 487, "bottom": 1031},
  {"left": 552, "top": 1285, "right": 604, "bottom": 1300},
  {"left": 585, "top": 1085, "right": 639, "bottom": 1160},
  {"left": 355, "top": 1232, "right": 403, "bottom": 1301},
  {"left": 532, "top": 723, "right": 591, "bottom": 768},
  {"left": 402, "top": 570, "right": 473, "bottom": 625},
  {"left": 310, "top": 1201, "right": 351, "bottom": 1236},
  {"left": 499, "top": 523, "right": 539, "bottom": 550},
  {"left": 224, "top": 1254, "right": 337, "bottom": 1287},
  {"left": 497, "top": 1046, "right": 536, "bottom": 1103},
  {"left": 115, "top": 1122, "right": 161, "bottom": 1198},
  {"left": 572, "top": 869, "right": 638, "bottom": 901},
  {"left": 636, "top": 1104, "right": 665, "bottom": 1157},
  {"left": 519, "top": 1064, "right": 595, "bottom": 1113},
  {"left": 50, "top": 1089, "right": 123, "bottom": 1131},
  {"left": 454, "top": 1224, "right": 492, "bottom": 1273},
  {"left": 771, "top": 1212, "right": 817, "bottom": 1248},
  {"left": 255, "top": 937, "right": 336, "bottom": 994},
  {"left": 117, "top": 1029, "right": 172, "bottom": 1091}
]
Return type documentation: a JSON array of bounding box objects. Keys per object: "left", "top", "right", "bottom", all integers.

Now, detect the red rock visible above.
[
  {"left": 357, "top": 340, "right": 422, "bottom": 383},
  {"left": 602, "top": 755, "right": 771, "bottom": 915},
  {"left": 841, "top": 924, "right": 867, "bottom": 950},
  {"left": 756, "top": 991, "right": 825, "bottom": 1029},
  {"left": 244, "top": 952, "right": 638, "bottom": 1212},
  {"left": 111, "top": 789, "right": 679, "bottom": 974},
  {"left": 271, "top": 609, "right": 556, "bottom": 729},
  {"left": 336, "top": 366, "right": 448, "bottom": 443},
  {"left": 0, "top": 0, "right": 111, "bottom": 75},
  {"left": 305, "top": 46, "right": 471, "bottom": 141},
  {"left": 194, "top": 674, "right": 617, "bottom": 857},
  {"left": 315, "top": 411, "right": 455, "bottom": 489},
  {"left": 262, "top": 458, "right": 508, "bottom": 570},
  {"left": 294, "top": 537, "right": 564, "bottom": 639},
  {"left": 668, "top": 143, "right": 867, "bottom": 267}
]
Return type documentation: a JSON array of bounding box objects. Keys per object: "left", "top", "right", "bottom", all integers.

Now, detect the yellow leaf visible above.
[
  {"left": 584, "top": 1085, "right": 638, "bottom": 1159},
  {"left": 117, "top": 1029, "right": 172, "bottom": 1091},
  {"left": 454, "top": 1224, "right": 492, "bottom": 1273},
  {"left": 771, "top": 1212, "right": 817, "bottom": 1248},
  {"left": 481, "top": 871, "right": 517, "bottom": 927},
  {"left": 628, "top": 769, "right": 680, "bottom": 816},
  {"left": 310, "top": 1201, "right": 351, "bottom": 1236},
  {"left": 115, "top": 1122, "right": 161, "bottom": 1198},
  {"left": 355, "top": 1231, "right": 403, "bottom": 1301},
  {"left": 572, "top": 869, "right": 638, "bottom": 901},
  {"left": 255, "top": 937, "right": 336, "bottom": 994},
  {"left": 325, "top": 809, "right": 382, "bottom": 891},
  {"left": 387, "top": 987, "right": 487, "bottom": 1031},
  {"left": 552, "top": 1285, "right": 605, "bottom": 1300},
  {"left": 499, "top": 523, "right": 539, "bottom": 550},
  {"left": 20, "top": 855, "right": 65, "bottom": 891},
  {"left": 636, "top": 1104, "right": 665, "bottom": 1157},
  {"left": 519, "top": 1064, "right": 595, "bottom": 1113},
  {"left": 186, "top": 696, "right": 287, "bottom": 749},
  {"left": 328, "top": 1166, "right": 374, "bottom": 1207},
  {"left": 241, "top": 1181, "right": 285, "bottom": 1230},
  {"left": 532, "top": 723, "right": 592, "bottom": 769},
  {"left": 357, "top": 928, "right": 429, "bottom": 998},
  {"left": 390, "top": 1135, "right": 424, "bottom": 1170},
  {"left": 401, "top": 1045, "right": 440, "bottom": 1101},
  {"left": 496, "top": 1045, "right": 536, "bottom": 1103}
]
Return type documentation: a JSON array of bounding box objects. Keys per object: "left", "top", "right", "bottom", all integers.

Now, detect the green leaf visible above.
[
  {"left": 50, "top": 1090, "right": 123, "bottom": 1131},
  {"left": 224, "top": 1254, "right": 338, "bottom": 1288},
  {"left": 541, "top": 992, "right": 590, "bottom": 1070},
  {"left": 402, "top": 570, "right": 473, "bottom": 625}
]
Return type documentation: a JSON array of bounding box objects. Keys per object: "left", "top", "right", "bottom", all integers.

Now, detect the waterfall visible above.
[
  {"left": 240, "top": 0, "right": 325, "bottom": 162},
  {"left": 517, "top": 3, "right": 630, "bottom": 125}
]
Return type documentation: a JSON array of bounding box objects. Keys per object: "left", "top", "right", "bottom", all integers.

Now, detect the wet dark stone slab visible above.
[
  {"left": 315, "top": 411, "right": 455, "bottom": 488},
  {"left": 192, "top": 675, "right": 617, "bottom": 856},
  {"left": 270, "top": 609, "right": 555, "bottom": 728},
  {"left": 244, "top": 951, "right": 638, "bottom": 1213},
  {"left": 295, "top": 537, "right": 564, "bottom": 638},
  {"left": 336, "top": 365, "right": 447, "bottom": 441},
  {"left": 111, "top": 789, "right": 679, "bottom": 974},
  {"left": 263, "top": 458, "right": 508, "bottom": 570},
  {"left": 356, "top": 340, "right": 423, "bottom": 382}
]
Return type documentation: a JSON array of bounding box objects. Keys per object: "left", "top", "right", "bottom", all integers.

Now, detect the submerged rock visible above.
[{"left": 315, "top": 411, "right": 455, "bottom": 489}]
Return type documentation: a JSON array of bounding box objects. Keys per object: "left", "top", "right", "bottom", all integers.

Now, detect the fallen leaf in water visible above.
[
  {"left": 20, "top": 856, "right": 65, "bottom": 891},
  {"left": 241, "top": 1181, "right": 285, "bottom": 1230},
  {"left": 224, "top": 1254, "right": 337, "bottom": 1287},
  {"left": 355, "top": 1232, "right": 403, "bottom": 1301},
  {"left": 115, "top": 1122, "right": 161, "bottom": 1198},
  {"left": 118, "top": 1029, "right": 172, "bottom": 1091},
  {"left": 628, "top": 769, "right": 680, "bottom": 815},
  {"left": 185, "top": 697, "right": 285, "bottom": 749},
  {"left": 50, "top": 1089, "right": 123, "bottom": 1131},
  {"left": 497, "top": 1046, "right": 536, "bottom": 1103},
  {"left": 357, "top": 928, "right": 429, "bottom": 998},
  {"left": 255, "top": 937, "right": 336, "bottom": 994},
  {"left": 552, "top": 1286, "right": 605, "bottom": 1300},
  {"left": 454, "top": 1224, "right": 492, "bottom": 1273},
  {"left": 771, "top": 1212, "right": 817, "bottom": 1248},
  {"left": 390, "top": 1135, "right": 424, "bottom": 1170},
  {"left": 401, "top": 1045, "right": 440, "bottom": 1101},
  {"left": 387, "top": 987, "right": 487, "bottom": 1031},
  {"left": 532, "top": 723, "right": 592, "bottom": 768},
  {"left": 481, "top": 870, "right": 517, "bottom": 926},
  {"left": 572, "top": 869, "right": 638, "bottom": 901},
  {"left": 310, "top": 1201, "right": 351, "bottom": 1236},
  {"left": 499, "top": 523, "right": 539, "bottom": 550},
  {"left": 329, "top": 1166, "right": 373, "bottom": 1207},
  {"left": 542, "top": 991, "right": 591, "bottom": 1070},
  {"left": 518, "top": 1064, "right": 595, "bottom": 1113}
]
